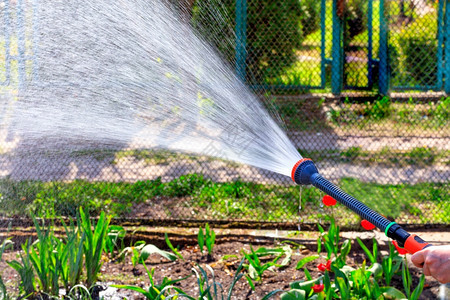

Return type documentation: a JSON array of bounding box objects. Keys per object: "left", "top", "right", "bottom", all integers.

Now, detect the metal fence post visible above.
[
  {"left": 436, "top": 0, "right": 445, "bottom": 90},
  {"left": 379, "top": 0, "right": 389, "bottom": 96},
  {"left": 320, "top": 0, "right": 326, "bottom": 88},
  {"left": 368, "top": 0, "right": 374, "bottom": 89},
  {"left": 332, "top": 0, "right": 343, "bottom": 95},
  {"left": 235, "top": 0, "right": 247, "bottom": 82},
  {"left": 445, "top": 0, "right": 450, "bottom": 94}
]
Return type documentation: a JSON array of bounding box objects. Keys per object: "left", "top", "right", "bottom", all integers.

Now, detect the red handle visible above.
[{"left": 404, "top": 234, "right": 432, "bottom": 254}]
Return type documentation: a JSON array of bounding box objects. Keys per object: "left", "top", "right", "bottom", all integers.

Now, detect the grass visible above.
[{"left": 0, "top": 174, "right": 447, "bottom": 225}]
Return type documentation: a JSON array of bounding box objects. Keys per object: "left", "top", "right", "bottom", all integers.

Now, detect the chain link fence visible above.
[{"left": 0, "top": 0, "right": 448, "bottom": 228}]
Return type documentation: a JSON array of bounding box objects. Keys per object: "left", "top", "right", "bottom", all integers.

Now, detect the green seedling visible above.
[
  {"left": 296, "top": 255, "right": 319, "bottom": 270},
  {"left": 118, "top": 240, "right": 146, "bottom": 269},
  {"left": 317, "top": 217, "right": 339, "bottom": 259},
  {"left": 104, "top": 225, "right": 126, "bottom": 259},
  {"left": 165, "top": 232, "right": 184, "bottom": 260},
  {"left": 112, "top": 264, "right": 188, "bottom": 299},
  {"left": 119, "top": 241, "right": 177, "bottom": 270},
  {"left": 382, "top": 242, "right": 402, "bottom": 286},
  {"left": 198, "top": 223, "right": 216, "bottom": 258},
  {"left": 317, "top": 217, "right": 351, "bottom": 268},
  {"left": 242, "top": 245, "right": 292, "bottom": 288},
  {"left": 242, "top": 246, "right": 274, "bottom": 287},
  {"left": 356, "top": 237, "right": 379, "bottom": 264}
]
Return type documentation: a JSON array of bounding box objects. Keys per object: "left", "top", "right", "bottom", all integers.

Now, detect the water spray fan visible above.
[{"left": 291, "top": 159, "right": 431, "bottom": 254}]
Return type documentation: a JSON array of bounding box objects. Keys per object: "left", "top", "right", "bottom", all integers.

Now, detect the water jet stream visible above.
[{"left": 2, "top": 0, "right": 301, "bottom": 177}]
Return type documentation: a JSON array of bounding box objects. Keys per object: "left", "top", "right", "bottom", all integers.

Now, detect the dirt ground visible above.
[{"left": 1, "top": 228, "right": 448, "bottom": 299}]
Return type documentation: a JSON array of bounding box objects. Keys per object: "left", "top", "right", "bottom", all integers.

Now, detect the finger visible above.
[
  {"left": 411, "top": 251, "right": 425, "bottom": 268},
  {"left": 422, "top": 261, "right": 431, "bottom": 277}
]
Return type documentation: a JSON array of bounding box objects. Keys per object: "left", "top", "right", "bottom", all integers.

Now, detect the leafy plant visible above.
[
  {"left": 165, "top": 232, "right": 184, "bottom": 260},
  {"left": 119, "top": 241, "right": 177, "bottom": 270},
  {"left": 104, "top": 225, "right": 126, "bottom": 259},
  {"left": 317, "top": 216, "right": 351, "bottom": 268},
  {"left": 7, "top": 240, "right": 36, "bottom": 297},
  {"left": 198, "top": 223, "right": 216, "bottom": 258},
  {"left": 296, "top": 255, "right": 319, "bottom": 270},
  {"left": 193, "top": 258, "right": 281, "bottom": 300},
  {"left": 356, "top": 237, "right": 378, "bottom": 264},
  {"left": 242, "top": 246, "right": 275, "bottom": 288},
  {"left": 381, "top": 242, "right": 403, "bottom": 286},
  {"left": 78, "top": 207, "right": 110, "bottom": 289},
  {"left": 120, "top": 240, "right": 145, "bottom": 269},
  {"left": 242, "top": 245, "right": 292, "bottom": 288},
  {"left": 28, "top": 218, "right": 60, "bottom": 296},
  {"left": 112, "top": 263, "right": 188, "bottom": 299},
  {"left": 340, "top": 146, "right": 363, "bottom": 161},
  {"left": 60, "top": 218, "right": 85, "bottom": 292}
]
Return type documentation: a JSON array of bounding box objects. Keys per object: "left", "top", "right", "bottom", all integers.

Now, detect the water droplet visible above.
[{"left": 298, "top": 186, "right": 302, "bottom": 231}]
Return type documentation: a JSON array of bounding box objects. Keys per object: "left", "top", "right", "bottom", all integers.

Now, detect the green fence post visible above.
[
  {"left": 235, "top": 0, "right": 247, "bottom": 82},
  {"left": 332, "top": 0, "right": 343, "bottom": 95},
  {"left": 320, "top": 0, "right": 327, "bottom": 88},
  {"left": 445, "top": 0, "right": 450, "bottom": 94},
  {"left": 379, "top": 0, "right": 389, "bottom": 96},
  {"left": 436, "top": 0, "right": 445, "bottom": 90},
  {"left": 368, "top": 0, "right": 374, "bottom": 88}
]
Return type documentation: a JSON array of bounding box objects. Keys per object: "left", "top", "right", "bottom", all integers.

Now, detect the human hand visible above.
[{"left": 411, "top": 245, "right": 450, "bottom": 284}]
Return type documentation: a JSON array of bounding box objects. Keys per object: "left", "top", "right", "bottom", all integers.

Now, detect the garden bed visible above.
[
  {"left": 104, "top": 240, "right": 441, "bottom": 299},
  {"left": 0, "top": 217, "right": 443, "bottom": 299}
]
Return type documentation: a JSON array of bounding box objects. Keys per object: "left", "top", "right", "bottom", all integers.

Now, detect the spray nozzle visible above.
[{"left": 291, "top": 158, "right": 319, "bottom": 185}]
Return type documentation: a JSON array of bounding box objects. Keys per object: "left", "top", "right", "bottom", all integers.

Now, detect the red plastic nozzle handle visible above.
[{"left": 404, "top": 234, "right": 432, "bottom": 254}]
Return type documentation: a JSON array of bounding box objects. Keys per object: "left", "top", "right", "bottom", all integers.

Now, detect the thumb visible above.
[{"left": 411, "top": 250, "right": 426, "bottom": 268}]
